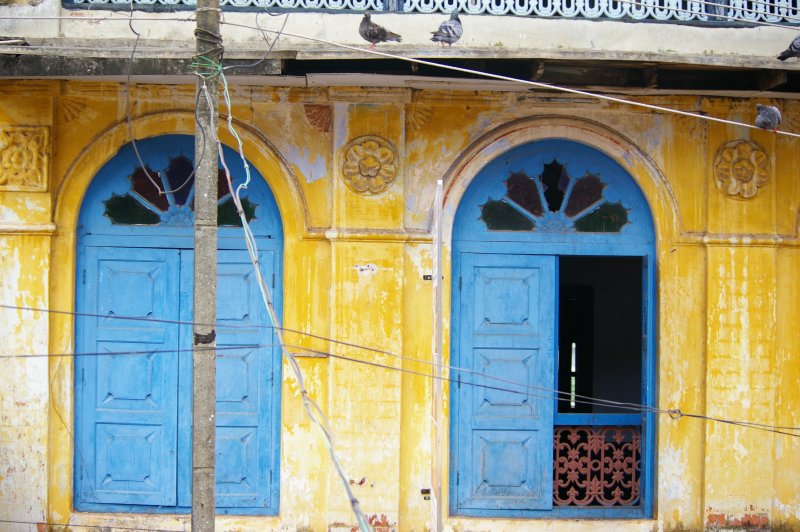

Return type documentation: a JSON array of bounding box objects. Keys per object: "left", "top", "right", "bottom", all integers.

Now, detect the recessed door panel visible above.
[
  {"left": 454, "top": 253, "right": 556, "bottom": 512},
  {"left": 76, "top": 247, "right": 180, "bottom": 506}
]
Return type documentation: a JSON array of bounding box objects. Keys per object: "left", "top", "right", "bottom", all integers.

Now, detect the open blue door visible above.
[
  {"left": 453, "top": 253, "right": 556, "bottom": 513},
  {"left": 75, "top": 246, "right": 181, "bottom": 506}
]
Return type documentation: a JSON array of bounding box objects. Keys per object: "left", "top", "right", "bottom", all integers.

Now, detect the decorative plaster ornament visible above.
[
  {"left": 342, "top": 135, "right": 398, "bottom": 195},
  {"left": 62, "top": 98, "right": 89, "bottom": 123},
  {"left": 0, "top": 126, "right": 49, "bottom": 191},
  {"left": 713, "top": 140, "right": 769, "bottom": 199},
  {"left": 408, "top": 106, "right": 434, "bottom": 131},
  {"left": 303, "top": 104, "right": 332, "bottom": 133}
]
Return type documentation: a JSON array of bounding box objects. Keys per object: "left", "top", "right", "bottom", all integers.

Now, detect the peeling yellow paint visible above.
[{"left": 0, "top": 80, "right": 798, "bottom": 531}]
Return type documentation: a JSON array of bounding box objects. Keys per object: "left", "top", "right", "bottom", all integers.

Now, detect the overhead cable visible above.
[
  {"left": 217, "top": 69, "right": 372, "bottom": 531},
  {"left": 221, "top": 19, "right": 800, "bottom": 139},
  {"left": 4, "top": 302, "right": 800, "bottom": 435}
]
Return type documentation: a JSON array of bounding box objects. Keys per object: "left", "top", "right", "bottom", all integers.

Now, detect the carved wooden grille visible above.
[{"left": 553, "top": 425, "right": 641, "bottom": 507}]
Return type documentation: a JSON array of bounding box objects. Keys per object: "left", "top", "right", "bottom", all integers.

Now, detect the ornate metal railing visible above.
[
  {"left": 65, "top": 0, "right": 800, "bottom": 25},
  {"left": 553, "top": 425, "right": 641, "bottom": 507}
]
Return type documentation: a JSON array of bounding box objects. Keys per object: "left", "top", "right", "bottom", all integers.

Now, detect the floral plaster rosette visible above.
[
  {"left": 713, "top": 140, "right": 770, "bottom": 199},
  {"left": 341, "top": 135, "right": 398, "bottom": 195}
]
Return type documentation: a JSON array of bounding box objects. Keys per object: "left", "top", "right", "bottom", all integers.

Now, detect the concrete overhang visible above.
[{"left": 1, "top": 8, "right": 799, "bottom": 95}]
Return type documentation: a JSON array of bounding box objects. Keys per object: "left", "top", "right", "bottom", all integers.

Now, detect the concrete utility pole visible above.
[{"left": 192, "top": 0, "right": 221, "bottom": 527}]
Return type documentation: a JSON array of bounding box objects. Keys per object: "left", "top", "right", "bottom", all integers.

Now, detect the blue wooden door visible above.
[
  {"left": 75, "top": 246, "right": 181, "bottom": 506},
  {"left": 74, "top": 134, "right": 283, "bottom": 514},
  {"left": 452, "top": 253, "right": 556, "bottom": 512},
  {"left": 176, "top": 248, "right": 280, "bottom": 511}
]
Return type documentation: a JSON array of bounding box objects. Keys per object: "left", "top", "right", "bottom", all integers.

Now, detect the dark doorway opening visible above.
[{"left": 558, "top": 256, "right": 643, "bottom": 414}]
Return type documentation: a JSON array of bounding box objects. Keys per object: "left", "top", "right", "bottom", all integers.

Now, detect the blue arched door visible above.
[
  {"left": 74, "top": 135, "right": 283, "bottom": 515},
  {"left": 450, "top": 139, "right": 656, "bottom": 518}
]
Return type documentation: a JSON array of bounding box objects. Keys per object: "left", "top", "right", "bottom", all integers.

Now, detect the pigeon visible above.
[
  {"left": 777, "top": 34, "right": 800, "bottom": 60},
  {"left": 359, "top": 14, "right": 402, "bottom": 48},
  {"left": 431, "top": 11, "right": 463, "bottom": 47},
  {"left": 755, "top": 104, "right": 781, "bottom": 132}
]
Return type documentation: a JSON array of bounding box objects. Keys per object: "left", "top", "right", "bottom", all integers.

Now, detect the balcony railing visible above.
[{"left": 64, "top": 0, "right": 800, "bottom": 25}]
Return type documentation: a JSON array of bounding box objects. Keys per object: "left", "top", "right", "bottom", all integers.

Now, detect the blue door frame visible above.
[
  {"left": 450, "top": 139, "right": 657, "bottom": 519},
  {"left": 74, "top": 135, "right": 283, "bottom": 515}
]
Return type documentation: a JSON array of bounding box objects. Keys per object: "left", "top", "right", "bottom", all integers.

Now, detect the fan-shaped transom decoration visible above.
[
  {"left": 103, "top": 154, "right": 256, "bottom": 227},
  {"left": 479, "top": 159, "right": 629, "bottom": 233}
]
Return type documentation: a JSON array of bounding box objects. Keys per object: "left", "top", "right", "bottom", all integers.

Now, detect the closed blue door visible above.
[
  {"left": 74, "top": 134, "right": 283, "bottom": 514},
  {"left": 452, "top": 253, "right": 556, "bottom": 512},
  {"left": 76, "top": 246, "right": 281, "bottom": 513},
  {"left": 75, "top": 246, "right": 181, "bottom": 506}
]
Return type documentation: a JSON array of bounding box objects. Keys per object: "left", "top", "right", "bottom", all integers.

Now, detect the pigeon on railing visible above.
[
  {"left": 431, "top": 11, "right": 463, "bottom": 47},
  {"left": 359, "top": 14, "right": 402, "bottom": 48},
  {"left": 777, "top": 35, "right": 800, "bottom": 60},
  {"left": 755, "top": 104, "right": 781, "bottom": 132}
]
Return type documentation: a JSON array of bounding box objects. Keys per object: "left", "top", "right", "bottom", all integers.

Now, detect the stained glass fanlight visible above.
[
  {"left": 480, "top": 159, "right": 629, "bottom": 233},
  {"left": 103, "top": 155, "right": 256, "bottom": 227}
]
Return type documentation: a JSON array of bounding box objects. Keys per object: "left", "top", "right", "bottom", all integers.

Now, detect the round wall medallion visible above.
[
  {"left": 342, "top": 135, "right": 398, "bottom": 195},
  {"left": 713, "top": 140, "right": 770, "bottom": 199}
]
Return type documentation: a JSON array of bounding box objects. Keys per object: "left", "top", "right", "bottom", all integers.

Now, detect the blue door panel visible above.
[
  {"left": 94, "top": 258, "right": 172, "bottom": 343},
  {"left": 454, "top": 253, "right": 555, "bottom": 513},
  {"left": 215, "top": 426, "right": 260, "bottom": 501},
  {"left": 177, "top": 249, "right": 279, "bottom": 511},
  {"left": 94, "top": 341, "right": 170, "bottom": 412},
  {"left": 76, "top": 246, "right": 180, "bottom": 507},
  {"left": 215, "top": 249, "right": 277, "bottom": 509},
  {"left": 472, "top": 348, "right": 546, "bottom": 427},
  {"left": 472, "top": 267, "right": 543, "bottom": 342},
  {"left": 93, "top": 423, "right": 169, "bottom": 504},
  {"left": 466, "top": 429, "right": 549, "bottom": 509}
]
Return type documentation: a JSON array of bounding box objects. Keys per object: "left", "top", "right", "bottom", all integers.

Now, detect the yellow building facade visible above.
[{"left": 1, "top": 79, "right": 799, "bottom": 531}]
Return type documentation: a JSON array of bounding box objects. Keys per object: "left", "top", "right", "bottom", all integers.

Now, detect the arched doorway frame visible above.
[
  {"left": 438, "top": 115, "right": 681, "bottom": 522},
  {"left": 48, "top": 111, "right": 306, "bottom": 523}
]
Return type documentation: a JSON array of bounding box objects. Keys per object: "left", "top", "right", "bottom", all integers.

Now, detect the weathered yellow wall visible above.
[{"left": 1, "top": 79, "right": 799, "bottom": 531}]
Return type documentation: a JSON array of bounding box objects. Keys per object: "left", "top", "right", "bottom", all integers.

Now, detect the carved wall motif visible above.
[
  {"left": 408, "top": 106, "right": 433, "bottom": 131},
  {"left": 304, "top": 104, "right": 332, "bottom": 133},
  {"left": 713, "top": 140, "right": 769, "bottom": 199},
  {"left": 341, "top": 135, "right": 398, "bottom": 195},
  {"left": 61, "top": 98, "right": 89, "bottom": 123},
  {"left": 0, "top": 126, "right": 49, "bottom": 191}
]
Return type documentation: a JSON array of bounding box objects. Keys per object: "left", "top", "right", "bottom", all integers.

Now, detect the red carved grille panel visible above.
[{"left": 553, "top": 426, "right": 641, "bottom": 507}]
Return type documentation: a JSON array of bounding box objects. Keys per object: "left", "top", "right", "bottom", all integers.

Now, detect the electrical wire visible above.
[
  {"left": 9, "top": 330, "right": 800, "bottom": 436},
  {"left": 123, "top": 4, "right": 207, "bottom": 199},
  {"left": 286, "top": 344, "right": 800, "bottom": 437},
  {"left": 0, "top": 343, "right": 263, "bottom": 359},
  {"left": 221, "top": 10, "right": 289, "bottom": 72},
  {"left": 0, "top": 303, "right": 247, "bottom": 331},
  {"left": 0, "top": 15, "right": 195, "bottom": 21},
  {"left": 124, "top": 3, "right": 166, "bottom": 195},
  {"left": 5, "top": 301, "right": 800, "bottom": 435},
  {"left": 220, "top": 19, "right": 800, "bottom": 138},
  {"left": 0, "top": 519, "right": 186, "bottom": 532},
  {"left": 215, "top": 80, "right": 372, "bottom": 530}
]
